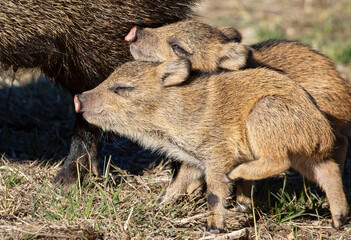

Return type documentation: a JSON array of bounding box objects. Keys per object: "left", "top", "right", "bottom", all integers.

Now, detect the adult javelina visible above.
[
  {"left": 74, "top": 59, "right": 348, "bottom": 232},
  {"left": 0, "top": 0, "right": 198, "bottom": 185}
]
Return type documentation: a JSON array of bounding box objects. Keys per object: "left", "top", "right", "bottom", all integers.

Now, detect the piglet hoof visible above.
[
  {"left": 157, "top": 193, "right": 166, "bottom": 204},
  {"left": 331, "top": 214, "right": 348, "bottom": 229},
  {"left": 205, "top": 226, "right": 221, "bottom": 235},
  {"left": 206, "top": 216, "right": 224, "bottom": 235},
  {"left": 234, "top": 202, "right": 250, "bottom": 213},
  {"left": 157, "top": 192, "right": 178, "bottom": 205}
]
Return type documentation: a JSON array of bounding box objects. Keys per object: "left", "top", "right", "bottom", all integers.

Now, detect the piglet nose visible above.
[
  {"left": 74, "top": 94, "right": 81, "bottom": 113},
  {"left": 125, "top": 26, "right": 139, "bottom": 42}
]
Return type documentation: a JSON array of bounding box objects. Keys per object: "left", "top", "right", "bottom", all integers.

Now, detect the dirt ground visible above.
[{"left": 1, "top": 0, "right": 351, "bottom": 239}]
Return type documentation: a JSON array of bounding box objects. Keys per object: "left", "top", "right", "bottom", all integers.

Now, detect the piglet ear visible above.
[
  {"left": 217, "top": 26, "right": 242, "bottom": 42},
  {"left": 218, "top": 42, "right": 251, "bottom": 71},
  {"left": 156, "top": 57, "right": 191, "bottom": 87}
]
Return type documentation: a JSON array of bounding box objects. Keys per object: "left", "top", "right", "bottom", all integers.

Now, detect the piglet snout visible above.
[
  {"left": 74, "top": 94, "right": 81, "bottom": 113},
  {"left": 125, "top": 26, "right": 139, "bottom": 42}
]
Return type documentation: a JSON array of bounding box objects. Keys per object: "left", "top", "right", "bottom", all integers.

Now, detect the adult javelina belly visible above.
[{"left": 0, "top": 0, "right": 198, "bottom": 185}]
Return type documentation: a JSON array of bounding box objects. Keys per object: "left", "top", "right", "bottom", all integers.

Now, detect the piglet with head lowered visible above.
[
  {"left": 74, "top": 58, "right": 348, "bottom": 232},
  {"left": 125, "top": 20, "right": 351, "bottom": 168},
  {"left": 125, "top": 20, "right": 351, "bottom": 214}
]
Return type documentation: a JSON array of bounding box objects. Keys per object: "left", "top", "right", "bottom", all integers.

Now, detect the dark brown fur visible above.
[
  {"left": 75, "top": 59, "right": 348, "bottom": 232},
  {"left": 0, "top": 0, "right": 198, "bottom": 185}
]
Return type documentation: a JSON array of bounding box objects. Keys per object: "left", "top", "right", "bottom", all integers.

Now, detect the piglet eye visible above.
[
  {"left": 112, "top": 86, "right": 134, "bottom": 95},
  {"left": 171, "top": 43, "right": 187, "bottom": 55}
]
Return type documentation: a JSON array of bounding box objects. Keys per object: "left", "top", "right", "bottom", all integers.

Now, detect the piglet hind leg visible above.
[
  {"left": 293, "top": 159, "right": 349, "bottom": 229},
  {"left": 226, "top": 156, "right": 349, "bottom": 229},
  {"left": 224, "top": 155, "right": 291, "bottom": 182},
  {"left": 222, "top": 155, "right": 291, "bottom": 213},
  {"left": 54, "top": 114, "right": 101, "bottom": 186},
  {"left": 235, "top": 180, "right": 253, "bottom": 212}
]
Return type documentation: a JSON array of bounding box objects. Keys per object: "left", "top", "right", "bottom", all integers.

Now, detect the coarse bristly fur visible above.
[
  {"left": 125, "top": 20, "right": 351, "bottom": 213},
  {"left": 75, "top": 59, "right": 348, "bottom": 233},
  {"left": 0, "top": 0, "right": 199, "bottom": 185}
]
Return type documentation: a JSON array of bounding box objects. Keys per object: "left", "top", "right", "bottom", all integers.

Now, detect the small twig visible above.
[
  {"left": 135, "top": 175, "right": 151, "bottom": 192},
  {"left": 1, "top": 225, "right": 70, "bottom": 239},
  {"left": 83, "top": 142, "right": 93, "bottom": 177},
  {"left": 124, "top": 178, "right": 140, "bottom": 193},
  {"left": 199, "top": 228, "right": 249, "bottom": 240},
  {"left": 104, "top": 155, "right": 112, "bottom": 179},
  {"left": 76, "top": 155, "right": 84, "bottom": 196},
  {"left": 174, "top": 212, "right": 210, "bottom": 224},
  {"left": 124, "top": 206, "right": 134, "bottom": 231},
  {"left": 53, "top": 158, "right": 66, "bottom": 169},
  {"left": 303, "top": 177, "right": 312, "bottom": 204},
  {"left": 251, "top": 184, "right": 258, "bottom": 240}
]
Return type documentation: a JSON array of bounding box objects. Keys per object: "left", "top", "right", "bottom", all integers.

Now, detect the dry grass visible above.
[
  {"left": 1, "top": 157, "right": 350, "bottom": 239},
  {"left": 0, "top": 157, "right": 223, "bottom": 239},
  {"left": 1, "top": 0, "right": 351, "bottom": 239}
]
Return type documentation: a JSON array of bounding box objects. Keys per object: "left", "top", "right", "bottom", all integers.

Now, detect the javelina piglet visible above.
[
  {"left": 126, "top": 20, "right": 351, "bottom": 162},
  {"left": 0, "top": 0, "right": 198, "bottom": 185},
  {"left": 125, "top": 20, "right": 351, "bottom": 211},
  {"left": 74, "top": 58, "right": 348, "bottom": 232}
]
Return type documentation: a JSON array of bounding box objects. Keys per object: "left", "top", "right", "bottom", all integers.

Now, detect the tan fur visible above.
[
  {"left": 125, "top": 20, "right": 351, "bottom": 215},
  {"left": 76, "top": 60, "right": 348, "bottom": 231},
  {"left": 127, "top": 19, "right": 351, "bottom": 133}
]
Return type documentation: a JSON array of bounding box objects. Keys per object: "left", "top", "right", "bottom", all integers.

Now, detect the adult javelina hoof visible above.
[
  {"left": 0, "top": 0, "right": 198, "bottom": 185},
  {"left": 53, "top": 115, "right": 101, "bottom": 186}
]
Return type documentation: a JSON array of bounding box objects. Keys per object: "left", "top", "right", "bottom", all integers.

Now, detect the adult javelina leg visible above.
[{"left": 0, "top": 0, "right": 198, "bottom": 185}]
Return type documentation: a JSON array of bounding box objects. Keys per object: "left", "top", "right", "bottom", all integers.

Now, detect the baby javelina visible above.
[
  {"left": 125, "top": 20, "right": 351, "bottom": 214},
  {"left": 125, "top": 20, "right": 351, "bottom": 162},
  {"left": 75, "top": 59, "right": 348, "bottom": 232}
]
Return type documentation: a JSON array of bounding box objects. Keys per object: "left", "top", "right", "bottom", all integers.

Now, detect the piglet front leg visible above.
[{"left": 205, "top": 161, "right": 234, "bottom": 234}]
